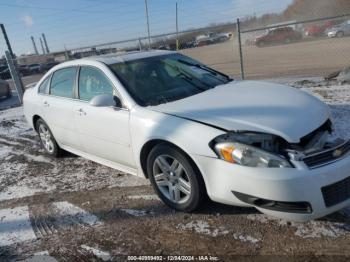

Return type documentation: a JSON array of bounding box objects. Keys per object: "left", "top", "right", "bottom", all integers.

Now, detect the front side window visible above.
[
  {"left": 38, "top": 76, "right": 50, "bottom": 94},
  {"left": 50, "top": 67, "right": 77, "bottom": 98},
  {"left": 109, "top": 54, "right": 232, "bottom": 106},
  {"left": 78, "top": 66, "right": 114, "bottom": 101}
]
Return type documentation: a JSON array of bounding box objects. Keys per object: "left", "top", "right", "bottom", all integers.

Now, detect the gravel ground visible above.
[{"left": 0, "top": 79, "right": 350, "bottom": 261}]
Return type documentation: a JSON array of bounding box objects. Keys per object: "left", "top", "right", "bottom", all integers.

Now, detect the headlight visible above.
[{"left": 214, "top": 142, "right": 291, "bottom": 168}]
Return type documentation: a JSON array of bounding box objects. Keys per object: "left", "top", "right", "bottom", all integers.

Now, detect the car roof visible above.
[{"left": 77, "top": 49, "right": 175, "bottom": 65}]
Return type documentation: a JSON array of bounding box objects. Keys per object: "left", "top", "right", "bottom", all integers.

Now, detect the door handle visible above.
[
  {"left": 43, "top": 101, "right": 49, "bottom": 107},
  {"left": 77, "top": 108, "right": 86, "bottom": 115}
]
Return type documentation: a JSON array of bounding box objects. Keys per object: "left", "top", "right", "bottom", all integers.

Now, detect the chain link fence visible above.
[
  {"left": 2, "top": 13, "right": 350, "bottom": 101},
  {"left": 238, "top": 13, "right": 350, "bottom": 79}
]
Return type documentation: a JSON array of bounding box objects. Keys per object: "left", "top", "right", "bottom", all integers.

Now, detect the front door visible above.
[{"left": 73, "top": 66, "right": 135, "bottom": 168}]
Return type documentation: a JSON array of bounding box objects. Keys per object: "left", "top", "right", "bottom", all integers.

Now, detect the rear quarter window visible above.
[{"left": 38, "top": 76, "right": 51, "bottom": 94}]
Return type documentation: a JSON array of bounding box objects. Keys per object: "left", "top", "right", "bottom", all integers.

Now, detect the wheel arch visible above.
[
  {"left": 140, "top": 139, "right": 202, "bottom": 181},
  {"left": 32, "top": 114, "right": 43, "bottom": 132}
]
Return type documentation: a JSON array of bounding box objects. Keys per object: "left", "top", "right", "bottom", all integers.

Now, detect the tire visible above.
[
  {"left": 35, "top": 119, "right": 63, "bottom": 157},
  {"left": 147, "top": 143, "right": 206, "bottom": 212},
  {"left": 257, "top": 41, "right": 265, "bottom": 47},
  {"left": 285, "top": 37, "right": 292, "bottom": 44},
  {"left": 336, "top": 31, "right": 344, "bottom": 38},
  {"left": 6, "top": 89, "right": 12, "bottom": 98}
]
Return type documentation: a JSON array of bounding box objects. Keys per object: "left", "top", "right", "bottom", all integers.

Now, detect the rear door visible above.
[
  {"left": 42, "top": 66, "right": 80, "bottom": 148},
  {"left": 73, "top": 66, "right": 135, "bottom": 168}
]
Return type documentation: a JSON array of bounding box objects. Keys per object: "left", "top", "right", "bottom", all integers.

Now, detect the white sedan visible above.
[{"left": 23, "top": 50, "right": 350, "bottom": 222}]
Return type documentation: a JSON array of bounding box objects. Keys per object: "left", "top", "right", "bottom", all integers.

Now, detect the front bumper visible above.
[
  {"left": 327, "top": 31, "right": 337, "bottom": 37},
  {"left": 192, "top": 153, "right": 350, "bottom": 222}
]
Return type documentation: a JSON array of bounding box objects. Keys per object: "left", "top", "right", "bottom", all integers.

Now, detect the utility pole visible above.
[
  {"left": 31, "top": 36, "right": 39, "bottom": 55},
  {"left": 144, "top": 0, "right": 151, "bottom": 49},
  {"left": 0, "top": 24, "right": 15, "bottom": 58},
  {"left": 176, "top": 2, "right": 179, "bottom": 50},
  {"left": 39, "top": 37, "right": 46, "bottom": 55},
  {"left": 236, "top": 18, "right": 245, "bottom": 80},
  {"left": 42, "top": 33, "right": 50, "bottom": 53}
]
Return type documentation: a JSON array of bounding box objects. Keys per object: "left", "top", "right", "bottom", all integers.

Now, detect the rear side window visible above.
[
  {"left": 38, "top": 76, "right": 50, "bottom": 94},
  {"left": 50, "top": 67, "right": 77, "bottom": 98},
  {"left": 78, "top": 66, "right": 114, "bottom": 101}
]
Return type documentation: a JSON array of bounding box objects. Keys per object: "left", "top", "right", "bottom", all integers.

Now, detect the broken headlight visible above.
[{"left": 212, "top": 133, "right": 291, "bottom": 168}]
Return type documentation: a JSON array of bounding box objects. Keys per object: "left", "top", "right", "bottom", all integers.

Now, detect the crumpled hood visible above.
[{"left": 150, "top": 81, "right": 330, "bottom": 143}]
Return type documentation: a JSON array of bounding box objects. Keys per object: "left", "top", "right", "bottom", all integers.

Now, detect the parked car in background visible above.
[
  {"left": 195, "top": 32, "right": 230, "bottom": 47},
  {"left": 327, "top": 20, "right": 350, "bottom": 37},
  {"left": 0, "top": 79, "right": 11, "bottom": 99},
  {"left": 305, "top": 21, "right": 333, "bottom": 37},
  {"left": 28, "top": 63, "right": 43, "bottom": 74},
  {"left": 43, "top": 61, "right": 59, "bottom": 72},
  {"left": 255, "top": 27, "right": 302, "bottom": 47},
  {"left": 18, "top": 65, "right": 31, "bottom": 76},
  {"left": 0, "top": 67, "right": 11, "bottom": 80},
  {"left": 23, "top": 50, "right": 350, "bottom": 222}
]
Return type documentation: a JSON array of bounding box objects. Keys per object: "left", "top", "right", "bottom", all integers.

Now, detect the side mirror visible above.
[{"left": 89, "top": 94, "right": 122, "bottom": 108}]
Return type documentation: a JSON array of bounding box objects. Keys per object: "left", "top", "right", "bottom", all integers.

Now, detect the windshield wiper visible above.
[
  {"left": 177, "top": 59, "right": 233, "bottom": 82},
  {"left": 165, "top": 62, "right": 210, "bottom": 90}
]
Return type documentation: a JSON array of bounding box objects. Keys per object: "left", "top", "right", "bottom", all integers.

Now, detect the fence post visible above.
[
  {"left": 5, "top": 51, "right": 24, "bottom": 104},
  {"left": 0, "top": 24, "right": 15, "bottom": 58},
  {"left": 176, "top": 2, "right": 179, "bottom": 51},
  {"left": 236, "top": 18, "right": 245, "bottom": 80},
  {"left": 138, "top": 38, "right": 142, "bottom": 51}
]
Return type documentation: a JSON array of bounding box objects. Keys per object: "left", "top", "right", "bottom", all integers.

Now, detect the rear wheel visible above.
[
  {"left": 285, "top": 37, "right": 292, "bottom": 44},
  {"left": 336, "top": 31, "right": 344, "bottom": 37},
  {"left": 257, "top": 41, "right": 265, "bottom": 47},
  {"left": 36, "top": 119, "right": 63, "bottom": 157},
  {"left": 6, "top": 89, "right": 12, "bottom": 98},
  {"left": 147, "top": 144, "right": 206, "bottom": 212}
]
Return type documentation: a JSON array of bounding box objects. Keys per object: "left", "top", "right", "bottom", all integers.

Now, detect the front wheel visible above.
[
  {"left": 36, "top": 119, "right": 63, "bottom": 157},
  {"left": 147, "top": 144, "right": 206, "bottom": 212}
]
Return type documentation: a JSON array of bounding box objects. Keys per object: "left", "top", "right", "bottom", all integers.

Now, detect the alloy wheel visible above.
[
  {"left": 153, "top": 155, "right": 191, "bottom": 204},
  {"left": 38, "top": 124, "right": 55, "bottom": 153}
]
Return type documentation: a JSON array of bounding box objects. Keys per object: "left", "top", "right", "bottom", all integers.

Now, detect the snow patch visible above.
[
  {"left": 121, "top": 208, "right": 152, "bottom": 217},
  {"left": 0, "top": 185, "right": 42, "bottom": 202},
  {"left": 52, "top": 201, "right": 102, "bottom": 226},
  {"left": 81, "top": 245, "right": 111, "bottom": 261},
  {"left": 26, "top": 253, "right": 58, "bottom": 262},
  {"left": 127, "top": 194, "right": 160, "bottom": 201},
  {"left": 247, "top": 214, "right": 350, "bottom": 238},
  {"left": 0, "top": 145, "right": 13, "bottom": 158},
  {"left": 233, "top": 233, "right": 260, "bottom": 244},
  {"left": 0, "top": 206, "right": 37, "bottom": 247},
  {"left": 246, "top": 214, "right": 271, "bottom": 224},
  {"left": 177, "top": 220, "right": 229, "bottom": 237},
  {"left": 34, "top": 250, "right": 50, "bottom": 256},
  {"left": 24, "top": 154, "right": 53, "bottom": 164}
]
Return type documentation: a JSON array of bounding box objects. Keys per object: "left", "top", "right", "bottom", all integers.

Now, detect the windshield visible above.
[{"left": 109, "top": 53, "right": 232, "bottom": 106}]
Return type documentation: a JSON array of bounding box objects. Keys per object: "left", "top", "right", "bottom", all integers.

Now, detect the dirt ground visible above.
[
  {"left": 181, "top": 36, "right": 350, "bottom": 79},
  {"left": 0, "top": 78, "right": 350, "bottom": 261}
]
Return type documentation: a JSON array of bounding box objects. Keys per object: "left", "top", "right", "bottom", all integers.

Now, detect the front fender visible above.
[{"left": 130, "top": 107, "right": 225, "bottom": 175}]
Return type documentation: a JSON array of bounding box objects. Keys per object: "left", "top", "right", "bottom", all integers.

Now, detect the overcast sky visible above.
[{"left": 0, "top": 0, "right": 293, "bottom": 55}]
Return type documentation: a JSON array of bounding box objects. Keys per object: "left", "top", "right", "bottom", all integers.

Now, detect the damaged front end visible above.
[{"left": 211, "top": 119, "right": 350, "bottom": 169}]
